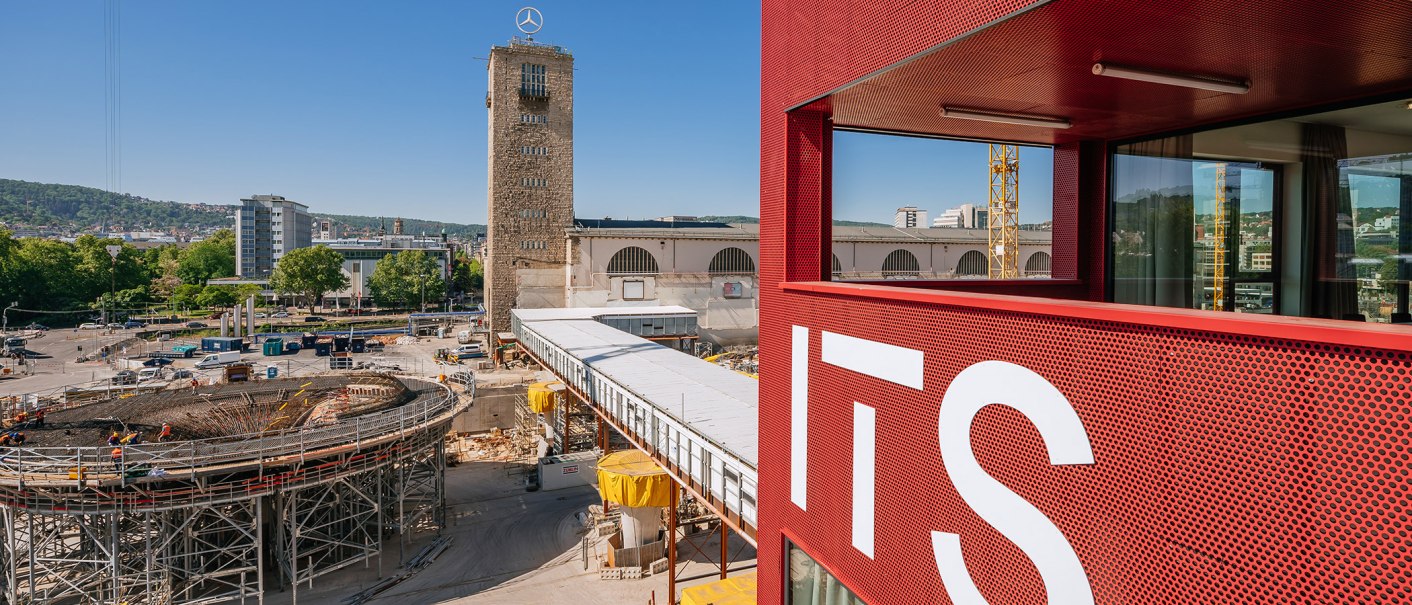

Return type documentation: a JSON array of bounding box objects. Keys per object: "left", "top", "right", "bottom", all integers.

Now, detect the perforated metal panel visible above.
[{"left": 759, "top": 1, "right": 1412, "bottom": 604}]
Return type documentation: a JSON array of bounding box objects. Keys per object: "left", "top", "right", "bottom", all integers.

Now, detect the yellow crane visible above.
[
  {"left": 1212, "top": 163, "right": 1228, "bottom": 311},
  {"left": 988, "top": 144, "right": 1020, "bottom": 279}
]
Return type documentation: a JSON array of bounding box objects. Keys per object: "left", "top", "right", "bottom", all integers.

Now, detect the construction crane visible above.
[
  {"left": 1212, "top": 163, "right": 1229, "bottom": 311},
  {"left": 988, "top": 144, "right": 1020, "bottom": 279}
]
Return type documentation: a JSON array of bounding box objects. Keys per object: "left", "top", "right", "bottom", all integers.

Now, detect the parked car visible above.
[
  {"left": 106, "top": 323, "right": 124, "bottom": 330},
  {"left": 111, "top": 370, "right": 138, "bottom": 385},
  {"left": 185, "top": 321, "right": 208, "bottom": 328},
  {"left": 171, "top": 369, "right": 193, "bottom": 379},
  {"left": 23, "top": 323, "right": 48, "bottom": 331},
  {"left": 79, "top": 322, "right": 103, "bottom": 330},
  {"left": 123, "top": 320, "right": 146, "bottom": 329},
  {"left": 142, "top": 357, "right": 174, "bottom": 367},
  {"left": 304, "top": 316, "right": 327, "bottom": 323},
  {"left": 272, "top": 312, "right": 290, "bottom": 318},
  {"left": 254, "top": 312, "right": 268, "bottom": 318}
]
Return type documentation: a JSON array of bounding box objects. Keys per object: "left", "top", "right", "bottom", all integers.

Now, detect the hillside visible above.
[{"left": 0, "top": 179, "right": 485, "bottom": 237}]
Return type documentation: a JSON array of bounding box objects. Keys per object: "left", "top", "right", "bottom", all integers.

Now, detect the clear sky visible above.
[{"left": 1, "top": 1, "right": 1054, "bottom": 226}]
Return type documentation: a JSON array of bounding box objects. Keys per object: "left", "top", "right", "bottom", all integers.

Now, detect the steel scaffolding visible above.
[{"left": 0, "top": 375, "right": 467, "bottom": 605}]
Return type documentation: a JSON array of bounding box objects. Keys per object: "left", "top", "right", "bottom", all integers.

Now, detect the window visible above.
[
  {"left": 520, "top": 146, "right": 550, "bottom": 156},
  {"left": 956, "top": 250, "right": 987, "bottom": 276},
  {"left": 787, "top": 542, "right": 866, "bottom": 605},
  {"left": 520, "top": 114, "right": 548, "bottom": 125},
  {"left": 708, "top": 247, "right": 756, "bottom": 274},
  {"left": 1109, "top": 99, "right": 1412, "bottom": 322},
  {"left": 832, "top": 254, "right": 843, "bottom": 278},
  {"left": 520, "top": 240, "right": 546, "bottom": 250},
  {"left": 521, "top": 178, "right": 548, "bottom": 188},
  {"left": 519, "top": 209, "right": 548, "bottom": 219},
  {"left": 520, "top": 63, "right": 547, "bottom": 98},
  {"left": 881, "top": 249, "right": 920, "bottom": 278},
  {"left": 1025, "top": 251, "right": 1052, "bottom": 277},
  {"left": 622, "top": 280, "right": 646, "bottom": 300},
  {"left": 606, "top": 246, "right": 659, "bottom": 275}
]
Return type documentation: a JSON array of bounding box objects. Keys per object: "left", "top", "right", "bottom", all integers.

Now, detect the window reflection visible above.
[
  {"left": 787, "top": 542, "right": 866, "bottom": 605},
  {"left": 1110, "top": 99, "right": 1412, "bottom": 323}
]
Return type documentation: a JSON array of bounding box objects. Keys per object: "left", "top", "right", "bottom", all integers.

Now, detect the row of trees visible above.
[{"left": 0, "top": 227, "right": 483, "bottom": 324}]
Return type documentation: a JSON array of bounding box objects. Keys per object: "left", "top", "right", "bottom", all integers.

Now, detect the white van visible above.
[
  {"left": 137, "top": 367, "right": 165, "bottom": 382},
  {"left": 457, "top": 330, "right": 472, "bottom": 344},
  {"left": 195, "top": 350, "right": 241, "bottom": 369}
]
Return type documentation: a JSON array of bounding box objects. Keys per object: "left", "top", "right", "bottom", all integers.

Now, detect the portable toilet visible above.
[
  {"left": 262, "top": 338, "right": 284, "bottom": 356},
  {"left": 266, "top": 366, "right": 278, "bottom": 379}
]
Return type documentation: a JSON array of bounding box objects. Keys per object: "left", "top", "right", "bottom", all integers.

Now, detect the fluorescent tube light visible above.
[
  {"left": 939, "top": 107, "right": 1071, "bottom": 129},
  {"left": 1092, "top": 63, "right": 1250, "bottom": 94}
]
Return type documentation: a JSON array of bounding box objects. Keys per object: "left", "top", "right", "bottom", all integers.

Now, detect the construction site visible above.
[{"left": 0, "top": 372, "right": 468, "bottom": 604}]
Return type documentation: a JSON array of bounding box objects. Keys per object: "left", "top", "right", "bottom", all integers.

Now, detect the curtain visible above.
[
  {"left": 1300, "top": 123, "right": 1358, "bottom": 319},
  {"left": 1112, "top": 134, "right": 1195, "bottom": 308}
]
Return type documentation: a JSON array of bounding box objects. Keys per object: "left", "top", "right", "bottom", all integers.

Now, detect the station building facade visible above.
[{"left": 758, "top": 2, "right": 1412, "bottom": 605}]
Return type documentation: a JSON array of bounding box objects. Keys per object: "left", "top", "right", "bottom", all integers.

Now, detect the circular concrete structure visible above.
[{"left": 0, "top": 374, "right": 470, "bottom": 605}]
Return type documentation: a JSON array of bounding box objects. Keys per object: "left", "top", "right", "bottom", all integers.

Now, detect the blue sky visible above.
[{"left": 1, "top": 1, "right": 1054, "bottom": 226}]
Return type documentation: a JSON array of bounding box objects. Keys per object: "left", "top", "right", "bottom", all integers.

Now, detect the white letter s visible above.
[{"left": 932, "top": 361, "right": 1095, "bottom": 605}]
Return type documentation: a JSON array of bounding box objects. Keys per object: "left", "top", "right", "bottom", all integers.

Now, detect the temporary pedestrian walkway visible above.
[{"left": 511, "top": 307, "right": 758, "bottom": 541}]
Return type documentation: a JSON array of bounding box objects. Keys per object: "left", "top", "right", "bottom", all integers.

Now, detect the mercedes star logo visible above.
[{"left": 516, "top": 7, "right": 543, "bottom": 35}]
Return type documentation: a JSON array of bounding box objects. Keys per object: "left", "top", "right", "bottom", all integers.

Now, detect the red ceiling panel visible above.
[{"left": 826, "top": 0, "right": 1412, "bottom": 143}]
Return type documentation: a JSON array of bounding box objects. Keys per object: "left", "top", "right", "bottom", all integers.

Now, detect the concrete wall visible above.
[{"left": 451, "top": 385, "right": 523, "bottom": 434}]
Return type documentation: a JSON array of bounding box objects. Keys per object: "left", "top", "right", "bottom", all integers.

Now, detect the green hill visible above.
[{"left": 0, "top": 179, "right": 485, "bottom": 237}]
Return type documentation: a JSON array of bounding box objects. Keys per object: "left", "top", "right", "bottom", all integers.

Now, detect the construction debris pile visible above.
[
  {"left": 449, "top": 427, "right": 539, "bottom": 463},
  {"left": 703, "top": 346, "right": 759, "bottom": 378}
]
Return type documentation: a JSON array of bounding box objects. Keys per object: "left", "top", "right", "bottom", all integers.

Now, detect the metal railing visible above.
[{"left": 0, "top": 376, "right": 468, "bottom": 481}]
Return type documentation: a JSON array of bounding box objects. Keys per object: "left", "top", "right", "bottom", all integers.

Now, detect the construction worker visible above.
[
  {"left": 0, "top": 433, "right": 11, "bottom": 447},
  {"left": 12, "top": 411, "right": 25, "bottom": 425},
  {"left": 32, "top": 409, "right": 43, "bottom": 428},
  {"left": 107, "top": 431, "right": 121, "bottom": 447},
  {"left": 190, "top": 377, "right": 200, "bottom": 390},
  {"left": 120, "top": 432, "right": 138, "bottom": 445},
  {"left": 9, "top": 432, "right": 24, "bottom": 446},
  {"left": 157, "top": 423, "right": 172, "bottom": 442},
  {"left": 111, "top": 447, "right": 123, "bottom": 472}
]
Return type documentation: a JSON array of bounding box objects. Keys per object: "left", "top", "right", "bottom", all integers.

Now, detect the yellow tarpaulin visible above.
[
  {"left": 596, "top": 450, "right": 672, "bottom": 508},
  {"left": 527, "top": 382, "right": 559, "bottom": 415},
  {"left": 680, "top": 571, "right": 757, "bottom": 605}
]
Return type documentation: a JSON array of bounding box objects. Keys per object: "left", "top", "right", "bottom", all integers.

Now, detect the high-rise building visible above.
[
  {"left": 933, "top": 203, "right": 988, "bottom": 228},
  {"left": 892, "top": 206, "right": 928, "bottom": 228},
  {"left": 485, "top": 37, "right": 574, "bottom": 333},
  {"left": 235, "top": 194, "right": 312, "bottom": 277}
]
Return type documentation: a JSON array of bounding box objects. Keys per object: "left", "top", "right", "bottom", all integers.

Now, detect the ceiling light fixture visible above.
[
  {"left": 939, "top": 107, "right": 1072, "bottom": 129},
  {"left": 1093, "top": 62, "right": 1250, "bottom": 94}
]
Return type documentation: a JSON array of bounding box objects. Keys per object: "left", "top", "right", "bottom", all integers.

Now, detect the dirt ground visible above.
[{"left": 269, "top": 456, "right": 756, "bottom": 605}]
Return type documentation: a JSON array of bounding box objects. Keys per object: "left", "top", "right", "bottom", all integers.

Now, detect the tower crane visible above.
[{"left": 988, "top": 145, "right": 1020, "bottom": 278}]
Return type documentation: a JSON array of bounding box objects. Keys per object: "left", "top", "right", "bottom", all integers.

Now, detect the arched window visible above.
[
  {"left": 956, "top": 250, "right": 987, "bottom": 276},
  {"left": 832, "top": 254, "right": 842, "bottom": 277},
  {"left": 606, "top": 246, "right": 659, "bottom": 275},
  {"left": 881, "top": 249, "right": 920, "bottom": 278},
  {"left": 1025, "top": 251, "right": 1052, "bottom": 277},
  {"left": 708, "top": 247, "right": 756, "bottom": 274}
]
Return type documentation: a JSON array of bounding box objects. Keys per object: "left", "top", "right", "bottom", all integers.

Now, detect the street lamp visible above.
[
  {"left": 105, "top": 245, "right": 121, "bottom": 324},
  {"left": 2, "top": 301, "right": 17, "bottom": 335}
]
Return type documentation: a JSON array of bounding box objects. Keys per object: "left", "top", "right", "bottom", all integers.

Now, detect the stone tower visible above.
[{"left": 485, "top": 39, "right": 574, "bottom": 334}]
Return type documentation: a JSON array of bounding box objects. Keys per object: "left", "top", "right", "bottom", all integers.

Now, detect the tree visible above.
[
  {"left": 268, "top": 246, "right": 349, "bottom": 312},
  {"left": 170, "top": 284, "right": 204, "bottom": 311},
  {"left": 367, "top": 250, "right": 445, "bottom": 310},
  {"left": 177, "top": 229, "right": 236, "bottom": 285},
  {"left": 196, "top": 285, "right": 240, "bottom": 309}
]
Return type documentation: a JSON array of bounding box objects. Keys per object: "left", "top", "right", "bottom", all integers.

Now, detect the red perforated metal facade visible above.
[{"left": 758, "top": 1, "right": 1412, "bottom": 604}]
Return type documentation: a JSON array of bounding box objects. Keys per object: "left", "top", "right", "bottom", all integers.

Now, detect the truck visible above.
[
  {"left": 457, "top": 330, "right": 473, "bottom": 344},
  {"left": 194, "top": 350, "right": 241, "bottom": 369}
]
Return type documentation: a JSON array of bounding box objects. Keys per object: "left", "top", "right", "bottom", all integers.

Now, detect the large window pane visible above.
[
  {"left": 1344, "top": 157, "right": 1411, "bottom": 322},
  {"left": 787, "top": 542, "right": 866, "bottom": 605}
]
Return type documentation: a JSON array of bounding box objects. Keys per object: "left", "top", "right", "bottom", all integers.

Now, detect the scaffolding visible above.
[{"left": 0, "top": 376, "right": 467, "bottom": 605}]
